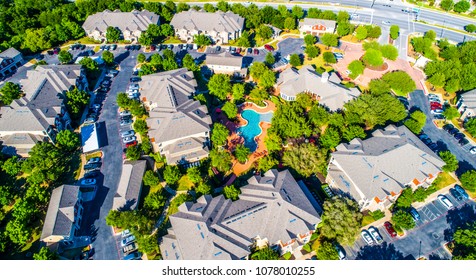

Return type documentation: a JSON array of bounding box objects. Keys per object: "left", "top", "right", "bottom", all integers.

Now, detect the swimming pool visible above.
[{"left": 237, "top": 109, "right": 273, "bottom": 152}]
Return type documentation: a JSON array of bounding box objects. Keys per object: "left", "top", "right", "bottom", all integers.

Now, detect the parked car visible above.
[
  {"left": 438, "top": 194, "right": 454, "bottom": 210},
  {"left": 470, "top": 147, "right": 476, "bottom": 155},
  {"left": 333, "top": 52, "right": 344, "bottom": 59},
  {"left": 433, "top": 114, "right": 445, "bottom": 120},
  {"left": 124, "top": 251, "right": 142, "bottom": 260},
  {"left": 150, "top": 44, "right": 156, "bottom": 51},
  {"left": 123, "top": 242, "right": 138, "bottom": 255},
  {"left": 111, "top": 44, "right": 117, "bottom": 50},
  {"left": 361, "top": 230, "right": 374, "bottom": 245},
  {"left": 450, "top": 187, "right": 463, "bottom": 201},
  {"left": 84, "top": 162, "right": 101, "bottom": 171},
  {"left": 129, "top": 83, "right": 139, "bottom": 90},
  {"left": 84, "top": 117, "right": 96, "bottom": 124},
  {"left": 86, "top": 157, "right": 101, "bottom": 164},
  {"left": 80, "top": 178, "right": 96, "bottom": 185},
  {"left": 384, "top": 221, "right": 397, "bottom": 238},
  {"left": 254, "top": 48, "right": 259, "bottom": 55},
  {"left": 121, "top": 229, "right": 132, "bottom": 238},
  {"left": 264, "top": 44, "right": 274, "bottom": 51},
  {"left": 121, "top": 235, "right": 136, "bottom": 247},
  {"left": 448, "top": 128, "right": 459, "bottom": 135},
  {"left": 443, "top": 124, "right": 454, "bottom": 132},
  {"left": 168, "top": 44, "right": 174, "bottom": 49},
  {"left": 120, "top": 119, "right": 133, "bottom": 126},
  {"left": 431, "top": 109, "right": 444, "bottom": 114},
  {"left": 126, "top": 141, "right": 138, "bottom": 148},
  {"left": 454, "top": 184, "right": 469, "bottom": 200},
  {"left": 300, "top": 45, "right": 306, "bottom": 50},
  {"left": 418, "top": 133, "right": 429, "bottom": 140},
  {"left": 336, "top": 247, "right": 346, "bottom": 260},
  {"left": 130, "top": 77, "right": 141, "bottom": 83},
  {"left": 428, "top": 142, "right": 438, "bottom": 151},
  {"left": 108, "top": 69, "right": 119, "bottom": 76},
  {"left": 84, "top": 170, "right": 100, "bottom": 179},
  {"left": 121, "top": 130, "right": 135, "bottom": 138},
  {"left": 368, "top": 227, "right": 383, "bottom": 244},
  {"left": 248, "top": 48, "right": 252, "bottom": 54},
  {"left": 454, "top": 132, "right": 465, "bottom": 140},
  {"left": 410, "top": 208, "right": 420, "bottom": 221},
  {"left": 230, "top": 47, "right": 236, "bottom": 53},
  {"left": 122, "top": 136, "right": 137, "bottom": 144},
  {"left": 459, "top": 137, "right": 469, "bottom": 146},
  {"left": 119, "top": 110, "right": 131, "bottom": 117},
  {"left": 236, "top": 47, "right": 241, "bottom": 53}
]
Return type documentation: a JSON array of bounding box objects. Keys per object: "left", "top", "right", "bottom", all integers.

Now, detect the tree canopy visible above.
[
  {"left": 459, "top": 170, "right": 476, "bottom": 192},
  {"left": 163, "top": 165, "right": 181, "bottom": 185},
  {"left": 211, "top": 123, "right": 229, "bottom": 147},
  {"left": 381, "top": 71, "right": 416, "bottom": 95},
  {"left": 0, "top": 82, "right": 22, "bottom": 105},
  {"left": 223, "top": 185, "right": 241, "bottom": 201},
  {"left": 234, "top": 144, "right": 251, "bottom": 164},
  {"left": 404, "top": 110, "right": 426, "bottom": 134},
  {"left": 452, "top": 221, "right": 476, "bottom": 260},
  {"left": 316, "top": 240, "right": 339, "bottom": 260},
  {"left": 439, "top": 151, "right": 459, "bottom": 172},
  {"left": 208, "top": 74, "right": 231, "bottom": 100},
  {"left": 320, "top": 197, "right": 363, "bottom": 245},
  {"left": 210, "top": 149, "right": 232, "bottom": 172},
  {"left": 283, "top": 143, "right": 328, "bottom": 177}
]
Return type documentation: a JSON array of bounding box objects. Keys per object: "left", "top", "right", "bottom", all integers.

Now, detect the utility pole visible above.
[
  {"left": 440, "top": 19, "right": 446, "bottom": 39},
  {"left": 370, "top": 9, "right": 374, "bottom": 25},
  {"left": 371, "top": 0, "right": 376, "bottom": 8}
]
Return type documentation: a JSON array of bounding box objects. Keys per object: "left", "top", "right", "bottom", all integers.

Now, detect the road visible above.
[
  {"left": 79, "top": 48, "right": 138, "bottom": 260},
  {"left": 409, "top": 90, "right": 476, "bottom": 173},
  {"left": 346, "top": 192, "right": 476, "bottom": 260}
]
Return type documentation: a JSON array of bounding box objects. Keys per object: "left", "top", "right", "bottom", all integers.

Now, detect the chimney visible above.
[{"left": 321, "top": 72, "right": 329, "bottom": 83}]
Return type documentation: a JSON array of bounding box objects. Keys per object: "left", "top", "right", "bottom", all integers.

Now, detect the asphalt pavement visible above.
[
  {"left": 345, "top": 192, "right": 476, "bottom": 260},
  {"left": 409, "top": 90, "right": 476, "bottom": 173},
  {"left": 79, "top": 48, "right": 138, "bottom": 260}
]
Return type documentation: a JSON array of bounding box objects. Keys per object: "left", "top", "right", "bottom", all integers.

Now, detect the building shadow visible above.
[
  {"left": 456, "top": 160, "right": 475, "bottom": 177},
  {"left": 355, "top": 242, "right": 406, "bottom": 260},
  {"left": 96, "top": 121, "right": 109, "bottom": 148},
  {"left": 114, "top": 51, "right": 130, "bottom": 64}
]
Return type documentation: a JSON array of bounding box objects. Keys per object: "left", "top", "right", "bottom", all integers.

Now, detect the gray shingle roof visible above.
[
  {"left": 460, "top": 89, "right": 476, "bottom": 111},
  {"left": 277, "top": 66, "right": 361, "bottom": 111},
  {"left": 299, "top": 18, "right": 337, "bottom": 29},
  {"left": 171, "top": 10, "right": 244, "bottom": 34},
  {"left": 82, "top": 9, "right": 159, "bottom": 34},
  {"left": 160, "top": 169, "right": 321, "bottom": 260},
  {"left": 328, "top": 125, "right": 445, "bottom": 201},
  {"left": 113, "top": 160, "right": 147, "bottom": 211},
  {"left": 41, "top": 185, "right": 80, "bottom": 241},
  {"left": 205, "top": 52, "right": 243, "bottom": 68}
]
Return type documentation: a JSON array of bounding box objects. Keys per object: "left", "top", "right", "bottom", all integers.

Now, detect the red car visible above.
[
  {"left": 264, "top": 44, "right": 274, "bottom": 51},
  {"left": 430, "top": 102, "right": 442, "bottom": 108},
  {"left": 125, "top": 141, "right": 137, "bottom": 148},
  {"left": 384, "top": 221, "right": 397, "bottom": 238},
  {"left": 150, "top": 44, "right": 156, "bottom": 51},
  {"left": 236, "top": 47, "right": 241, "bottom": 53}
]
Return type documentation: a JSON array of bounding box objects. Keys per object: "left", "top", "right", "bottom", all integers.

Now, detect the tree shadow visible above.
[
  {"left": 114, "top": 51, "right": 130, "bottom": 65},
  {"left": 444, "top": 203, "right": 476, "bottom": 241},
  {"left": 428, "top": 253, "right": 444, "bottom": 260},
  {"left": 355, "top": 241, "right": 407, "bottom": 260},
  {"left": 456, "top": 160, "right": 475, "bottom": 177}
]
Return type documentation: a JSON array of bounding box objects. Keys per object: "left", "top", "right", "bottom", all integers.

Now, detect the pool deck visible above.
[{"left": 227, "top": 101, "right": 276, "bottom": 175}]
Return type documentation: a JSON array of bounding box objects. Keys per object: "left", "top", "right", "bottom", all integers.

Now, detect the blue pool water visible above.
[{"left": 237, "top": 110, "right": 273, "bottom": 152}]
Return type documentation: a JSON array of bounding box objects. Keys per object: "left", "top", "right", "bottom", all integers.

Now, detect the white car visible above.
[
  {"left": 361, "top": 230, "right": 374, "bottom": 245},
  {"left": 345, "top": 69, "right": 352, "bottom": 75},
  {"left": 80, "top": 178, "right": 96, "bottom": 185},
  {"left": 438, "top": 194, "right": 454, "bottom": 210},
  {"left": 337, "top": 247, "right": 346, "bottom": 260},
  {"left": 382, "top": 21, "right": 391, "bottom": 25},
  {"left": 129, "top": 84, "right": 139, "bottom": 90},
  {"left": 121, "top": 235, "right": 136, "bottom": 247},
  {"left": 121, "top": 130, "right": 135, "bottom": 138},
  {"left": 431, "top": 109, "right": 444, "bottom": 114},
  {"left": 86, "top": 157, "right": 101, "bottom": 164},
  {"left": 351, "top": 14, "right": 359, "bottom": 18},
  {"left": 368, "top": 227, "right": 383, "bottom": 244},
  {"left": 121, "top": 229, "right": 132, "bottom": 238},
  {"left": 122, "top": 136, "right": 137, "bottom": 144},
  {"left": 119, "top": 110, "right": 131, "bottom": 117},
  {"left": 470, "top": 147, "right": 476, "bottom": 155}
]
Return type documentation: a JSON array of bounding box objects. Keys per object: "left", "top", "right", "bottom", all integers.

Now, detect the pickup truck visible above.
[{"left": 123, "top": 242, "right": 138, "bottom": 255}]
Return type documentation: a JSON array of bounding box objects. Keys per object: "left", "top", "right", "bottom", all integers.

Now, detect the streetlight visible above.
[
  {"left": 440, "top": 19, "right": 446, "bottom": 38},
  {"left": 418, "top": 240, "right": 422, "bottom": 259}
]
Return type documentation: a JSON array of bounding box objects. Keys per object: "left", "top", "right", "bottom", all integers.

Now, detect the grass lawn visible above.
[
  {"left": 177, "top": 175, "right": 194, "bottom": 191},
  {"left": 255, "top": 37, "right": 273, "bottom": 47},
  {"left": 432, "top": 172, "right": 457, "bottom": 191},
  {"left": 311, "top": 238, "right": 321, "bottom": 252},
  {"left": 85, "top": 151, "right": 103, "bottom": 160},
  {"left": 361, "top": 214, "right": 376, "bottom": 227},
  {"left": 300, "top": 53, "right": 334, "bottom": 72},
  {"left": 168, "top": 194, "right": 193, "bottom": 215},
  {"left": 340, "top": 34, "right": 360, "bottom": 44},
  {"left": 163, "top": 37, "right": 183, "bottom": 44},
  {"left": 391, "top": 88, "right": 408, "bottom": 97}
]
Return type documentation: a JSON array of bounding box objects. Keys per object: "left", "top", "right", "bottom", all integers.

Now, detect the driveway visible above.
[
  {"left": 276, "top": 37, "right": 304, "bottom": 59},
  {"left": 79, "top": 48, "right": 138, "bottom": 260},
  {"left": 409, "top": 90, "right": 476, "bottom": 173},
  {"left": 345, "top": 192, "right": 476, "bottom": 260}
]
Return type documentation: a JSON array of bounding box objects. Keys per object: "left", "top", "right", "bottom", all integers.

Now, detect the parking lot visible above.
[{"left": 345, "top": 190, "right": 476, "bottom": 260}]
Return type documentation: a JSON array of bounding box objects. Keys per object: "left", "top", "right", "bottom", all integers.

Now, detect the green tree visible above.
[
  {"left": 413, "top": 187, "right": 430, "bottom": 202},
  {"left": 347, "top": 60, "right": 365, "bottom": 79},
  {"left": 257, "top": 155, "right": 278, "bottom": 173},
  {"left": 395, "top": 188, "right": 414, "bottom": 209},
  {"left": 265, "top": 52, "right": 275, "bottom": 65},
  {"left": 443, "top": 106, "right": 460, "bottom": 120},
  {"left": 381, "top": 71, "right": 416, "bottom": 95},
  {"left": 304, "top": 34, "right": 317, "bottom": 46},
  {"left": 102, "top": 50, "right": 114, "bottom": 65},
  {"left": 390, "top": 25, "right": 400, "bottom": 40},
  {"left": 146, "top": 24, "right": 162, "bottom": 37},
  {"left": 321, "top": 33, "right": 339, "bottom": 49},
  {"left": 196, "top": 181, "right": 212, "bottom": 195},
  {"left": 33, "top": 247, "right": 59, "bottom": 260},
  {"left": 367, "top": 25, "right": 381, "bottom": 39},
  {"left": 56, "top": 130, "right": 80, "bottom": 152},
  {"left": 106, "top": 26, "right": 121, "bottom": 43},
  {"left": 452, "top": 221, "right": 476, "bottom": 260},
  {"left": 137, "top": 53, "right": 146, "bottom": 63},
  {"left": 234, "top": 144, "right": 250, "bottom": 164},
  {"left": 465, "top": 24, "right": 476, "bottom": 33},
  {"left": 163, "top": 165, "right": 181, "bottom": 185},
  {"left": 143, "top": 170, "right": 160, "bottom": 187},
  {"left": 440, "top": 0, "right": 455, "bottom": 11},
  {"left": 282, "top": 143, "right": 328, "bottom": 177},
  {"left": 459, "top": 170, "right": 476, "bottom": 192},
  {"left": 211, "top": 123, "right": 229, "bottom": 147},
  {"left": 133, "top": 119, "right": 148, "bottom": 134},
  {"left": 305, "top": 45, "right": 320, "bottom": 60},
  {"left": 0, "top": 82, "right": 22, "bottom": 105},
  {"left": 355, "top": 25, "right": 368, "bottom": 41},
  {"left": 256, "top": 25, "right": 273, "bottom": 40},
  {"left": 337, "top": 11, "right": 350, "bottom": 22},
  {"left": 404, "top": 110, "right": 426, "bottom": 134},
  {"left": 439, "top": 151, "right": 459, "bottom": 172},
  {"left": 236, "top": 31, "right": 251, "bottom": 47},
  {"left": 289, "top": 53, "right": 302, "bottom": 67},
  {"left": 391, "top": 210, "right": 416, "bottom": 230},
  {"left": 251, "top": 247, "right": 279, "bottom": 260},
  {"left": 144, "top": 191, "right": 166, "bottom": 211},
  {"left": 316, "top": 241, "right": 339, "bottom": 260},
  {"left": 283, "top": 17, "right": 296, "bottom": 30},
  {"left": 221, "top": 101, "right": 238, "bottom": 120},
  {"left": 79, "top": 57, "right": 99, "bottom": 74},
  {"left": 138, "top": 33, "right": 153, "bottom": 46},
  {"left": 5, "top": 219, "right": 31, "bottom": 245},
  {"left": 126, "top": 145, "right": 141, "bottom": 161},
  {"left": 257, "top": 70, "right": 276, "bottom": 89},
  {"left": 217, "top": 1, "right": 230, "bottom": 12},
  {"left": 453, "top": 0, "right": 471, "bottom": 13},
  {"left": 65, "top": 87, "right": 90, "bottom": 119},
  {"left": 428, "top": 73, "right": 446, "bottom": 90},
  {"left": 424, "top": 30, "right": 437, "bottom": 42},
  {"left": 323, "top": 51, "right": 336, "bottom": 65},
  {"left": 292, "top": 6, "right": 304, "bottom": 19},
  {"left": 320, "top": 126, "right": 341, "bottom": 149},
  {"left": 58, "top": 50, "right": 73, "bottom": 64},
  {"left": 2, "top": 156, "right": 22, "bottom": 177},
  {"left": 465, "top": 118, "right": 476, "bottom": 137},
  {"left": 203, "top": 3, "right": 216, "bottom": 12},
  {"left": 264, "top": 132, "right": 283, "bottom": 152},
  {"left": 187, "top": 167, "right": 202, "bottom": 184},
  {"left": 208, "top": 74, "right": 231, "bottom": 100},
  {"left": 337, "top": 21, "right": 354, "bottom": 37},
  {"left": 363, "top": 49, "right": 384, "bottom": 67},
  {"left": 223, "top": 185, "right": 241, "bottom": 201},
  {"left": 160, "top": 24, "right": 175, "bottom": 37},
  {"left": 320, "top": 197, "right": 363, "bottom": 245},
  {"left": 210, "top": 149, "right": 232, "bottom": 172},
  {"left": 182, "top": 53, "right": 199, "bottom": 71},
  {"left": 380, "top": 44, "right": 398, "bottom": 60},
  {"left": 194, "top": 34, "right": 212, "bottom": 47},
  {"left": 232, "top": 83, "right": 245, "bottom": 103},
  {"left": 342, "top": 125, "right": 366, "bottom": 142},
  {"left": 368, "top": 79, "right": 391, "bottom": 95}
]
